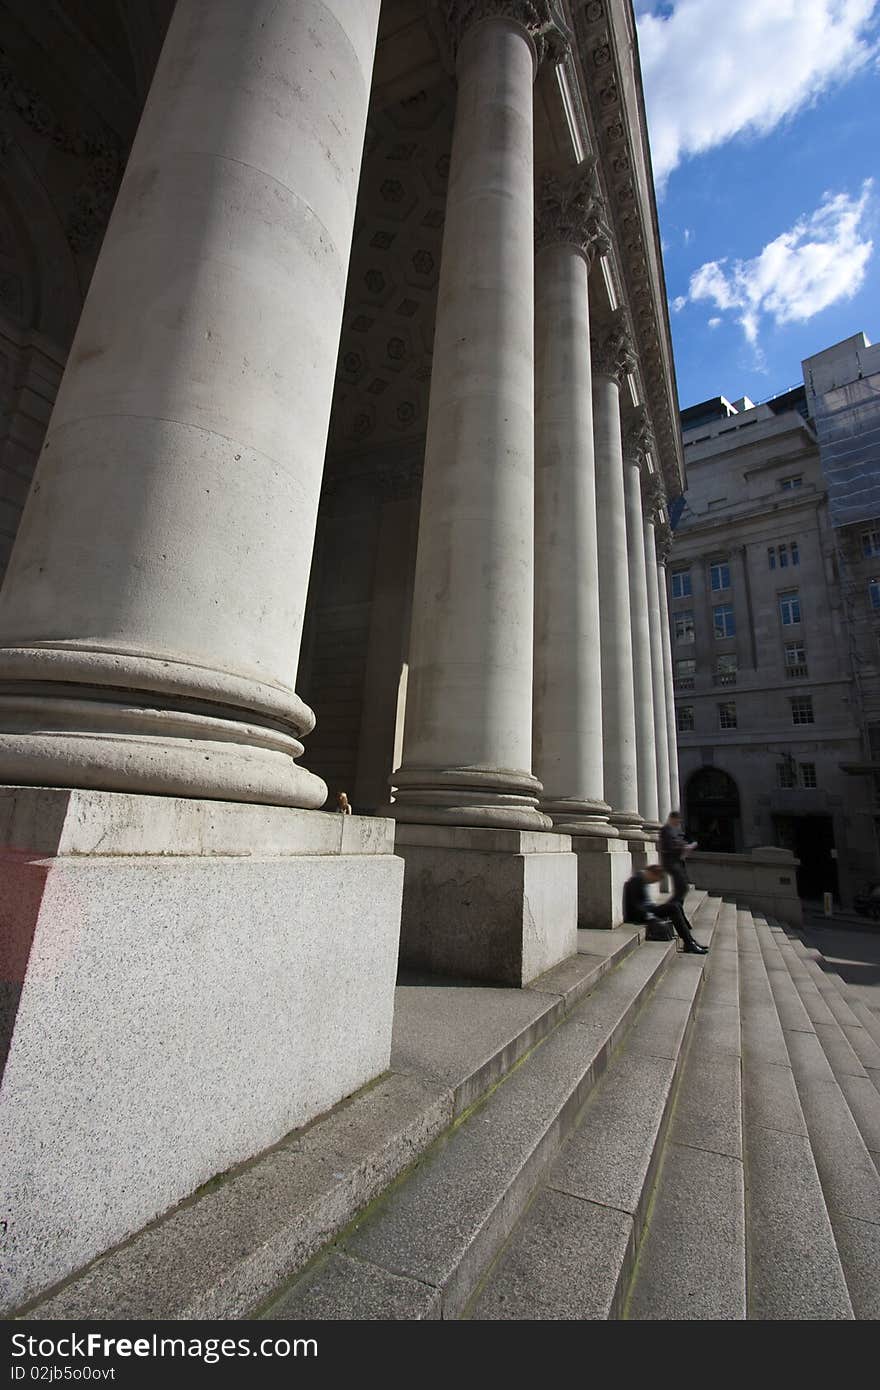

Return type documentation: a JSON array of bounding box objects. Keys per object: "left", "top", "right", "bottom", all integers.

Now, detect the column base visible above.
[
  {"left": 390, "top": 765, "right": 552, "bottom": 831},
  {"left": 0, "top": 787, "right": 403, "bottom": 1314},
  {"left": 394, "top": 823, "right": 577, "bottom": 986},
  {"left": 571, "top": 834, "right": 633, "bottom": 929},
  {"left": 543, "top": 797, "right": 619, "bottom": 838}
]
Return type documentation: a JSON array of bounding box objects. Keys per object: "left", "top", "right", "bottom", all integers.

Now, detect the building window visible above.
[
  {"left": 784, "top": 641, "right": 808, "bottom": 678},
  {"left": 869, "top": 579, "right": 880, "bottom": 611},
  {"left": 862, "top": 529, "right": 880, "bottom": 559},
  {"left": 769, "top": 541, "right": 799, "bottom": 569},
  {"left": 671, "top": 568, "right": 692, "bottom": 599},
  {"left": 768, "top": 546, "right": 776, "bottom": 570},
  {"left": 779, "top": 589, "right": 801, "bottom": 625},
  {"left": 790, "top": 695, "right": 814, "bottom": 726},
  {"left": 677, "top": 705, "right": 695, "bottom": 733},
  {"left": 713, "top": 654, "right": 737, "bottom": 686},
  {"left": 778, "top": 543, "right": 789, "bottom": 569},
  {"left": 710, "top": 561, "right": 731, "bottom": 591},
  {"left": 800, "top": 762, "right": 817, "bottom": 788},
  {"left": 675, "top": 658, "right": 696, "bottom": 690},
  {"left": 777, "top": 761, "right": 796, "bottom": 789},
  {"left": 718, "top": 701, "right": 737, "bottom": 729},
  {"left": 791, "top": 540, "right": 800, "bottom": 566},
  {"left": 713, "top": 603, "right": 735, "bottom": 639},
  {"left": 779, "top": 475, "right": 803, "bottom": 491},
  {"left": 674, "top": 610, "right": 695, "bottom": 644},
  {"left": 868, "top": 725, "right": 880, "bottom": 761}
]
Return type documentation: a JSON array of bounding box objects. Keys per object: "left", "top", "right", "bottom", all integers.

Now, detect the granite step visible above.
[
  {"left": 623, "top": 899, "right": 746, "bottom": 1320},
  {"left": 457, "top": 896, "right": 725, "bottom": 1320},
  {"left": 775, "top": 928, "right": 880, "bottom": 1091},
  {"left": 261, "top": 895, "right": 723, "bottom": 1321},
  {"left": 736, "top": 910, "right": 854, "bottom": 1319},
  {"left": 752, "top": 915, "right": 880, "bottom": 1319},
  {"left": 765, "top": 923, "right": 880, "bottom": 1161}
]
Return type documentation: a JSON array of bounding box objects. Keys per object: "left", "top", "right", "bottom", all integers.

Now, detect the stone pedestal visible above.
[
  {"left": 0, "top": 788, "right": 403, "bottom": 1313},
  {"left": 571, "top": 835, "right": 633, "bottom": 929},
  {"left": 394, "top": 824, "right": 577, "bottom": 986}
]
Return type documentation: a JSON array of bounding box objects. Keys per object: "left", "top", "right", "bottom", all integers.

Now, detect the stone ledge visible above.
[
  {"left": 393, "top": 822, "right": 572, "bottom": 854},
  {"left": 0, "top": 786, "right": 395, "bottom": 856}
]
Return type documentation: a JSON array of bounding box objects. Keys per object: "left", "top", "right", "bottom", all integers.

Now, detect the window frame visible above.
[
  {"left": 671, "top": 568, "right": 692, "bottom": 599},
  {"left": 790, "top": 695, "right": 814, "bottom": 726},
  {"left": 674, "top": 609, "right": 696, "bottom": 644},
  {"left": 676, "top": 704, "right": 695, "bottom": 733},
  {"left": 779, "top": 589, "right": 801, "bottom": 626},
  {"left": 712, "top": 602, "right": 736, "bottom": 640},
  {"left": 710, "top": 560, "right": 731, "bottom": 592},
  {"left": 717, "top": 701, "right": 737, "bottom": 730}
]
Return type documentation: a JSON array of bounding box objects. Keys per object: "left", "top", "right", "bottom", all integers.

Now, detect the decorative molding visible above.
[
  {"left": 442, "top": 1, "right": 571, "bottom": 68},
  {"left": 570, "top": 2, "right": 685, "bottom": 499},
  {"left": 590, "top": 309, "right": 635, "bottom": 385},
  {"left": 534, "top": 158, "right": 611, "bottom": 261},
  {"left": 0, "top": 47, "right": 123, "bottom": 255}
]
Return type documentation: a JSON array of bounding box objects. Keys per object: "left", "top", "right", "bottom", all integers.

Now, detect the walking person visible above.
[
  {"left": 659, "top": 809, "right": 697, "bottom": 907},
  {"left": 622, "top": 864, "right": 708, "bottom": 954}
]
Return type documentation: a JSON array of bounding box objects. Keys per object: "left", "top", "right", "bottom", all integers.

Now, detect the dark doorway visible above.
[
  {"left": 773, "top": 814, "right": 839, "bottom": 902},
  {"left": 685, "top": 767, "right": 741, "bottom": 852}
]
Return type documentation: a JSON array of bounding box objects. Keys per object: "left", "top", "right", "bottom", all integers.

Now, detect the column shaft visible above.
[
  {"left": 533, "top": 237, "right": 611, "bottom": 835},
  {"left": 392, "top": 14, "right": 546, "bottom": 829},
  {"left": 623, "top": 452, "right": 659, "bottom": 827},
  {"left": 657, "top": 548, "right": 681, "bottom": 811},
  {"left": 644, "top": 514, "right": 672, "bottom": 821},
  {"left": 0, "top": 0, "right": 382, "bottom": 808},
  {"left": 593, "top": 366, "right": 640, "bottom": 833}
]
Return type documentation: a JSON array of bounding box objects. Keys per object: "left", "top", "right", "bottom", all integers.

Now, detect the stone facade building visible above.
[
  {"left": 671, "top": 333, "right": 880, "bottom": 908},
  {"left": 0, "top": 0, "right": 685, "bottom": 1311}
]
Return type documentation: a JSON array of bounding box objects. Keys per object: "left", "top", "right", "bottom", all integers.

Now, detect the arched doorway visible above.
[{"left": 685, "top": 767, "right": 741, "bottom": 852}]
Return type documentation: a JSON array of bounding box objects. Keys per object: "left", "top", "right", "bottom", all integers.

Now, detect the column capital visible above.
[
  {"left": 590, "top": 310, "right": 635, "bottom": 385},
  {"left": 622, "top": 404, "right": 654, "bottom": 470},
  {"left": 534, "top": 159, "right": 611, "bottom": 262},
  {"left": 442, "top": 1, "right": 571, "bottom": 68},
  {"left": 655, "top": 520, "right": 674, "bottom": 564},
  {"left": 643, "top": 469, "right": 667, "bottom": 524}
]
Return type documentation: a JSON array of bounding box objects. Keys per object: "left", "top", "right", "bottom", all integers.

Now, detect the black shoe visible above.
[{"left": 684, "top": 941, "right": 708, "bottom": 954}]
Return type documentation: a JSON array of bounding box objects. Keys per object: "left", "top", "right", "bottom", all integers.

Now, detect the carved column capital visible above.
[
  {"left": 535, "top": 159, "right": 612, "bottom": 261},
  {"left": 590, "top": 310, "right": 636, "bottom": 385},
  {"left": 643, "top": 469, "right": 667, "bottom": 524},
  {"left": 655, "top": 520, "right": 673, "bottom": 565},
  {"left": 622, "top": 405, "right": 654, "bottom": 470},
  {"left": 442, "top": 1, "right": 571, "bottom": 68}
]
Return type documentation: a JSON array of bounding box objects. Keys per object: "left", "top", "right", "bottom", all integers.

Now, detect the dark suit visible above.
[
  {"left": 622, "top": 872, "right": 699, "bottom": 949},
  {"left": 659, "top": 822, "right": 690, "bottom": 906}
]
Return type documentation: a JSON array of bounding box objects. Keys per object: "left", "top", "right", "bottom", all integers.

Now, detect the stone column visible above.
[
  {"left": 656, "top": 522, "right": 681, "bottom": 812},
  {"left": 533, "top": 164, "right": 612, "bottom": 838},
  {"left": 592, "top": 316, "right": 642, "bottom": 840},
  {"left": 644, "top": 477, "right": 672, "bottom": 822},
  {"left": 533, "top": 169, "right": 625, "bottom": 928},
  {"left": 391, "top": 3, "right": 577, "bottom": 984},
  {"left": 0, "top": 1, "right": 406, "bottom": 1314},
  {"left": 623, "top": 410, "right": 660, "bottom": 835},
  {"left": 0, "top": 0, "right": 386, "bottom": 809}
]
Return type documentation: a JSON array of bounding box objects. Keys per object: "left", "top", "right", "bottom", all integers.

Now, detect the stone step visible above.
[
  {"left": 22, "top": 924, "right": 643, "bottom": 1321},
  {"left": 456, "top": 897, "right": 725, "bottom": 1320},
  {"left": 736, "top": 910, "right": 854, "bottom": 1320},
  {"left": 765, "top": 923, "right": 880, "bottom": 1161},
  {"left": 775, "top": 929, "right": 880, "bottom": 1092},
  {"left": 262, "top": 895, "right": 724, "bottom": 1321},
  {"left": 623, "top": 899, "right": 746, "bottom": 1320},
  {"left": 784, "top": 930, "right": 880, "bottom": 1051},
  {"left": 752, "top": 916, "right": 880, "bottom": 1320}
]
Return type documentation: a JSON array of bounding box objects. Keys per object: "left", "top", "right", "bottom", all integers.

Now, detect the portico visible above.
[{"left": 0, "top": 0, "right": 684, "bottom": 1311}]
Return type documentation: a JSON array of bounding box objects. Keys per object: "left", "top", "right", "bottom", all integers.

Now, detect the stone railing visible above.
[{"left": 686, "top": 847, "right": 802, "bottom": 927}]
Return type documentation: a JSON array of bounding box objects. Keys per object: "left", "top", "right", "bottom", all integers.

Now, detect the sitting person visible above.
[{"left": 622, "top": 864, "right": 708, "bottom": 954}]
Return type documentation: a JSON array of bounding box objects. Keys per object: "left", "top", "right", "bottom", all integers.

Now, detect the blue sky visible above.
[{"left": 635, "top": 0, "right": 880, "bottom": 410}]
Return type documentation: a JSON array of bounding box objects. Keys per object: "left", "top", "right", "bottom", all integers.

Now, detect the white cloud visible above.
[
  {"left": 708, "top": 318, "right": 722, "bottom": 329},
  {"left": 678, "top": 181, "right": 874, "bottom": 345},
  {"left": 637, "top": 1, "right": 879, "bottom": 184},
  {"left": 683, "top": 227, "right": 692, "bottom": 245}
]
